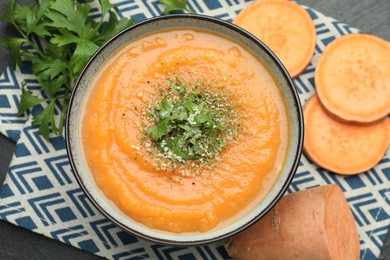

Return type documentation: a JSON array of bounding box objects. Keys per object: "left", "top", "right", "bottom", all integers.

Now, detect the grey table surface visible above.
[{"left": 0, "top": 0, "right": 389, "bottom": 259}]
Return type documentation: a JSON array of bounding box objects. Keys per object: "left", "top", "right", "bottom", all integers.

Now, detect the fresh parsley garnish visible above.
[
  {"left": 142, "top": 78, "right": 242, "bottom": 174},
  {"left": 158, "top": 0, "right": 193, "bottom": 14},
  {"left": 0, "top": 0, "right": 134, "bottom": 139}
]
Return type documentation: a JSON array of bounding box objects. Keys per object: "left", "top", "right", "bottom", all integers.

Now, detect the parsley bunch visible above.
[
  {"left": 0, "top": 0, "right": 134, "bottom": 139},
  {"left": 144, "top": 78, "right": 241, "bottom": 172}
]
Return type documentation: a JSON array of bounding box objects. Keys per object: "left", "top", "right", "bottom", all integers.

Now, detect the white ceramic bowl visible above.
[{"left": 65, "top": 14, "right": 303, "bottom": 245}]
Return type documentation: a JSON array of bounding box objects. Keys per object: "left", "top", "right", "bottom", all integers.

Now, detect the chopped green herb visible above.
[
  {"left": 147, "top": 117, "right": 170, "bottom": 141},
  {"left": 141, "top": 77, "right": 242, "bottom": 175}
]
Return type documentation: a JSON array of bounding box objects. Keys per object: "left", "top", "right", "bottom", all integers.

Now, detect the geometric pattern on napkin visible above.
[{"left": 0, "top": 1, "right": 389, "bottom": 259}]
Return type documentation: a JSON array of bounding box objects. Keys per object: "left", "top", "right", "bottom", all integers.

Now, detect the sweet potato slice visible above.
[
  {"left": 315, "top": 33, "right": 390, "bottom": 123},
  {"left": 225, "top": 185, "right": 360, "bottom": 260},
  {"left": 303, "top": 95, "right": 389, "bottom": 175},
  {"left": 233, "top": 0, "right": 316, "bottom": 78}
]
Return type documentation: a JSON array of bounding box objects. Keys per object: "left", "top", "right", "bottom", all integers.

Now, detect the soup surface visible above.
[{"left": 82, "top": 28, "right": 289, "bottom": 233}]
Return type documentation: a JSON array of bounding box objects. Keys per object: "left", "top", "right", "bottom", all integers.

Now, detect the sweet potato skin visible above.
[{"left": 224, "top": 185, "right": 359, "bottom": 260}]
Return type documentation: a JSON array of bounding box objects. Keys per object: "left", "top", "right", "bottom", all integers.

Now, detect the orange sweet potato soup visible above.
[{"left": 82, "top": 28, "right": 289, "bottom": 234}]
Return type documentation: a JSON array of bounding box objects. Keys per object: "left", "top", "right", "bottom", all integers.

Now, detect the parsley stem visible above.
[
  {"left": 58, "top": 89, "right": 70, "bottom": 135},
  {"left": 27, "top": 37, "right": 45, "bottom": 58},
  {"left": 65, "top": 80, "right": 73, "bottom": 92},
  {"left": 13, "top": 25, "right": 44, "bottom": 58},
  {"left": 47, "top": 95, "right": 66, "bottom": 100}
]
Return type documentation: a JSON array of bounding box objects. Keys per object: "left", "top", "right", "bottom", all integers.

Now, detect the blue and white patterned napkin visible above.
[{"left": 0, "top": 1, "right": 389, "bottom": 259}]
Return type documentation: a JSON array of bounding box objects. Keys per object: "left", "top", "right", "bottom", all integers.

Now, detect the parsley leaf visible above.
[
  {"left": 148, "top": 118, "right": 170, "bottom": 141},
  {"left": 31, "top": 100, "right": 57, "bottom": 139},
  {"left": 37, "top": 76, "right": 66, "bottom": 98},
  {"left": 158, "top": 0, "right": 193, "bottom": 14},
  {"left": 171, "top": 146, "right": 193, "bottom": 160},
  {"left": 99, "top": 0, "right": 117, "bottom": 18},
  {"left": 0, "top": 37, "right": 26, "bottom": 68},
  {"left": 68, "top": 39, "right": 100, "bottom": 76},
  {"left": 95, "top": 12, "right": 135, "bottom": 46},
  {"left": 194, "top": 114, "right": 211, "bottom": 124},
  {"left": 0, "top": 0, "right": 134, "bottom": 139},
  {"left": 159, "top": 99, "right": 174, "bottom": 117},
  {"left": 32, "top": 57, "right": 68, "bottom": 80},
  {"left": 45, "top": 0, "right": 90, "bottom": 35},
  {"left": 18, "top": 87, "right": 48, "bottom": 116}
]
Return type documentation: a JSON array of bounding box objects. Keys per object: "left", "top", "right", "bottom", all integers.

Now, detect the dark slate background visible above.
[{"left": 0, "top": 0, "right": 389, "bottom": 259}]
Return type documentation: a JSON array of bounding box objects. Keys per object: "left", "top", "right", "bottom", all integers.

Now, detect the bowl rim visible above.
[{"left": 65, "top": 13, "right": 304, "bottom": 246}]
